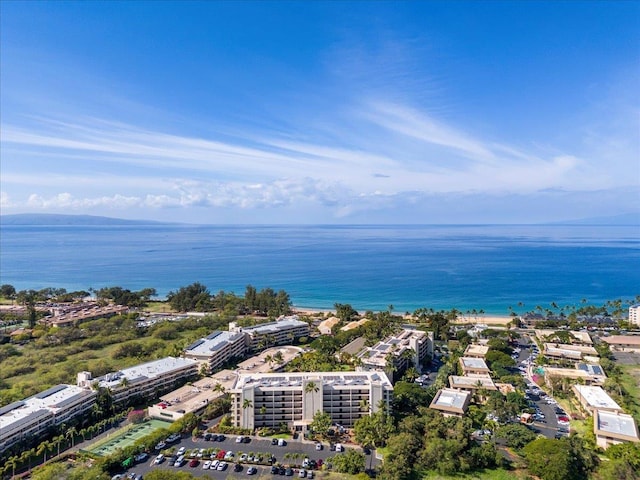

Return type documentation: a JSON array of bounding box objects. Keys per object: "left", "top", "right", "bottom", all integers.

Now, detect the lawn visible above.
[{"left": 420, "top": 468, "right": 531, "bottom": 479}]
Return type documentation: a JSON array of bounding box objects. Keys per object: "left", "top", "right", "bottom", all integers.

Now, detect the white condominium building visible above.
[
  {"left": 230, "top": 371, "right": 393, "bottom": 432},
  {"left": 230, "top": 315, "right": 310, "bottom": 351},
  {"left": 84, "top": 356, "right": 198, "bottom": 405},
  {"left": 183, "top": 330, "right": 247, "bottom": 371},
  {"left": 629, "top": 304, "right": 640, "bottom": 327},
  {"left": 0, "top": 385, "right": 96, "bottom": 453},
  {"left": 357, "top": 327, "right": 434, "bottom": 381},
  {"left": 593, "top": 409, "right": 640, "bottom": 449}
]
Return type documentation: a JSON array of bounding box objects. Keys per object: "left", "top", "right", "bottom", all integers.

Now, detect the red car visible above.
[
  {"left": 188, "top": 459, "right": 199, "bottom": 468},
  {"left": 216, "top": 450, "right": 226, "bottom": 459},
  {"left": 558, "top": 416, "right": 570, "bottom": 423}
]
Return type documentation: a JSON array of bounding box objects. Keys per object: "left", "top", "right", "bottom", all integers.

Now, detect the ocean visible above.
[{"left": 0, "top": 224, "right": 638, "bottom": 315}]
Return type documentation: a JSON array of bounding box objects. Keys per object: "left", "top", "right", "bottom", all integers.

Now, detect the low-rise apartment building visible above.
[
  {"left": 545, "top": 364, "right": 607, "bottom": 388},
  {"left": 463, "top": 344, "right": 489, "bottom": 358},
  {"left": 357, "top": 328, "right": 434, "bottom": 381},
  {"left": 83, "top": 357, "right": 198, "bottom": 405},
  {"left": 230, "top": 371, "right": 393, "bottom": 432},
  {"left": 593, "top": 409, "right": 640, "bottom": 449},
  {"left": 429, "top": 388, "right": 471, "bottom": 417},
  {"left": 602, "top": 335, "right": 640, "bottom": 353},
  {"left": 448, "top": 374, "right": 497, "bottom": 392},
  {"left": 573, "top": 385, "right": 623, "bottom": 414},
  {"left": 459, "top": 357, "right": 491, "bottom": 376},
  {"left": 543, "top": 343, "right": 599, "bottom": 361},
  {"left": 0, "top": 385, "right": 96, "bottom": 453}
]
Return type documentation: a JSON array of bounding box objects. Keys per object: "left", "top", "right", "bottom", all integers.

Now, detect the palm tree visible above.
[
  {"left": 54, "top": 434, "right": 65, "bottom": 457},
  {"left": 304, "top": 381, "right": 319, "bottom": 416},
  {"left": 37, "top": 440, "right": 52, "bottom": 463},
  {"left": 5, "top": 456, "right": 18, "bottom": 478},
  {"left": 359, "top": 398, "right": 370, "bottom": 414},
  {"left": 66, "top": 425, "right": 77, "bottom": 448},
  {"left": 213, "top": 382, "right": 226, "bottom": 395}
]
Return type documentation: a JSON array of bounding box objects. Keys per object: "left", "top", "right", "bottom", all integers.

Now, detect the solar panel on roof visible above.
[
  {"left": 0, "top": 401, "right": 26, "bottom": 416},
  {"left": 206, "top": 331, "right": 222, "bottom": 340},
  {"left": 186, "top": 339, "right": 205, "bottom": 350},
  {"left": 35, "top": 385, "right": 67, "bottom": 399}
]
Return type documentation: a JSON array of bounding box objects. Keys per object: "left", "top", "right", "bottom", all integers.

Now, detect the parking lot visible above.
[{"left": 120, "top": 434, "right": 375, "bottom": 479}]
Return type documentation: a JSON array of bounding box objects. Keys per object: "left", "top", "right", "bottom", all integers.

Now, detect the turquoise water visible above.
[{"left": 1, "top": 224, "right": 638, "bottom": 314}]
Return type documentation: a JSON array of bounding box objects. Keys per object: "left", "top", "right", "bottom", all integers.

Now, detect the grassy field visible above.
[
  {"left": 420, "top": 468, "right": 531, "bottom": 479},
  {"left": 142, "top": 301, "right": 177, "bottom": 313}
]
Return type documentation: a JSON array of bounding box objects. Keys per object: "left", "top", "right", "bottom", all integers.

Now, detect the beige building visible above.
[
  {"left": 463, "top": 344, "right": 489, "bottom": 358},
  {"left": 448, "top": 374, "right": 497, "bottom": 392},
  {"left": 544, "top": 364, "right": 606, "bottom": 387},
  {"left": 535, "top": 329, "right": 593, "bottom": 345},
  {"left": 230, "top": 371, "right": 393, "bottom": 432},
  {"left": 602, "top": 335, "right": 640, "bottom": 353},
  {"left": 543, "top": 343, "right": 599, "bottom": 361},
  {"left": 318, "top": 317, "right": 340, "bottom": 335},
  {"left": 573, "top": 385, "right": 623, "bottom": 414},
  {"left": 459, "top": 357, "right": 491, "bottom": 375},
  {"left": 149, "top": 369, "right": 237, "bottom": 422},
  {"left": 429, "top": 388, "right": 471, "bottom": 417},
  {"left": 594, "top": 409, "right": 640, "bottom": 449}
]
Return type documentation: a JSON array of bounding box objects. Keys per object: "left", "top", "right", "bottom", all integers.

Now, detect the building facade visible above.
[
  {"left": 629, "top": 304, "right": 640, "bottom": 327},
  {"left": 183, "top": 331, "right": 247, "bottom": 372},
  {"left": 229, "top": 371, "right": 393, "bottom": 431},
  {"left": 230, "top": 316, "right": 310, "bottom": 351},
  {"left": 85, "top": 357, "right": 198, "bottom": 405},
  {"left": 0, "top": 385, "right": 96, "bottom": 453},
  {"left": 593, "top": 409, "right": 640, "bottom": 449},
  {"left": 357, "top": 328, "right": 434, "bottom": 381}
]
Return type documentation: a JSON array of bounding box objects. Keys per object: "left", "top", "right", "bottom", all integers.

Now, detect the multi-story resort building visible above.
[
  {"left": 429, "top": 388, "right": 471, "bottom": 417},
  {"left": 629, "top": 304, "right": 640, "bottom": 327},
  {"left": 229, "top": 371, "right": 393, "bottom": 432},
  {"left": 80, "top": 357, "right": 198, "bottom": 405},
  {"left": 593, "top": 410, "right": 640, "bottom": 449},
  {"left": 0, "top": 385, "right": 96, "bottom": 453},
  {"left": 356, "top": 327, "right": 434, "bottom": 381},
  {"left": 229, "top": 316, "right": 310, "bottom": 351},
  {"left": 183, "top": 331, "right": 247, "bottom": 372}
]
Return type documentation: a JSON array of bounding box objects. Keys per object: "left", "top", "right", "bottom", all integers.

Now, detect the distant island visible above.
[
  {"left": 2, "top": 212, "right": 639, "bottom": 226},
  {"left": 0, "top": 213, "right": 171, "bottom": 226}
]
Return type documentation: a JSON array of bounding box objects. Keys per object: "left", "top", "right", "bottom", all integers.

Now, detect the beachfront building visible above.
[
  {"left": 463, "top": 344, "right": 489, "bottom": 358},
  {"left": 229, "top": 371, "right": 393, "bottom": 432},
  {"left": 183, "top": 330, "right": 247, "bottom": 372},
  {"left": 601, "top": 335, "right": 640, "bottom": 353},
  {"left": 429, "top": 388, "right": 472, "bottom": 417},
  {"left": 340, "top": 318, "right": 369, "bottom": 332},
  {"left": 229, "top": 315, "right": 310, "bottom": 351},
  {"left": 629, "top": 304, "right": 640, "bottom": 327},
  {"left": 318, "top": 317, "right": 340, "bottom": 335},
  {"left": 573, "top": 385, "right": 623, "bottom": 414},
  {"left": 357, "top": 327, "right": 434, "bottom": 382},
  {"left": 85, "top": 357, "right": 198, "bottom": 406},
  {"left": 0, "top": 385, "right": 96, "bottom": 453},
  {"left": 459, "top": 357, "right": 491, "bottom": 376},
  {"left": 593, "top": 409, "right": 640, "bottom": 449},
  {"left": 41, "top": 303, "right": 129, "bottom": 327},
  {"left": 148, "top": 369, "right": 237, "bottom": 422}
]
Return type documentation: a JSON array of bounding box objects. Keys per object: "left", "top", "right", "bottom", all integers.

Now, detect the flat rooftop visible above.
[
  {"left": 242, "top": 315, "right": 308, "bottom": 335},
  {"left": 429, "top": 388, "right": 471, "bottom": 414},
  {"left": 449, "top": 375, "right": 496, "bottom": 390},
  {"left": 358, "top": 328, "right": 429, "bottom": 366},
  {"left": 184, "top": 330, "right": 245, "bottom": 356},
  {"left": 463, "top": 344, "right": 489, "bottom": 357},
  {"left": 544, "top": 343, "right": 599, "bottom": 355},
  {"left": 460, "top": 357, "right": 490, "bottom": 370},
  {"left": 602, "top": 336, "right": 640, "bottom": 346},
  {"left": 535, "top": 329, "right": 593, "bottom": 344},
  {"left": 97, "top": 357, "right": 197, "bottom": 389},
  {"left": 594, "top": 410, "right": 640, "bottom": 441},
  {"left": 0, "top": 385, "right": 95, "bottom": 436},
  {"left": 574, "top": 385, "right": 622, "bottom": 411},
  {"left": 233, "top": 371, "right": 393, "bottom": 391},
  {"left": 156, "top": 370, "right": 238, "bottom": 414},
  {"left": 236, "top": 346, "right": 303, "bottom": 374}
]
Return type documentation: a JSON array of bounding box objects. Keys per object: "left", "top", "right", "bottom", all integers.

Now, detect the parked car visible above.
[
  {"left": 315, "top": 443, "right": 322, "bottom": 451},
  {"left": 153, "top": 454, "right": 164, "bottom": 465},
  {"left": 247, "top": 466, "right": 258, "bottom": 475},
  {"left": 217, "top": 461, "right": 228, "bottom": 471}
]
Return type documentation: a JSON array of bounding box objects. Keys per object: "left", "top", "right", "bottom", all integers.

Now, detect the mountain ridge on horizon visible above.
[{"left": 1, "top": 212, "right": 639, "bottom": 226}]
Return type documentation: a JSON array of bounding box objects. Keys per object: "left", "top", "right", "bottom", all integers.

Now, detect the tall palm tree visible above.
[
  {"left": 66, "top": 426, "right": 78, "bottom": 448},
  {"left": 5, "top": 456, "right": 18, "bottom": 478}
]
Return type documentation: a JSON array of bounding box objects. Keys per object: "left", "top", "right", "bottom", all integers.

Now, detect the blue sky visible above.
[{"left": 1, "top": 1, "right": 638, "bottom": 224}]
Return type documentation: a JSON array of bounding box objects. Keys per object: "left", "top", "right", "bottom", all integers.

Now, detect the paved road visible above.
[{"left": 122, "top": 434, "right": 375, "bottom": 479}]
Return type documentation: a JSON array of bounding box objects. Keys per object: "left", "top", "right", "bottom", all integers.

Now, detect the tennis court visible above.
[{"left": 89, "top": 419, "right": 172, "bottom": 457}]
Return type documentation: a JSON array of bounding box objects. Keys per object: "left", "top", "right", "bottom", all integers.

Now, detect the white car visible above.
[
  {"left": 211, "top": 460, "right": 220, "bottom": 470},
  {"left": 177, "top": 447, "right": 186, "bottom": 456},
  {"left": 217, "top": 461, "right": 228, "bottom": 471},
  {"left": 154, "top": 454, "right": 164, "bottom": 465},
  {"left": 236, "top": 436, "right": 243, "bottom": 443},
  {"left": 202, "top": 460, "right": 211, "bottom": 470}
]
